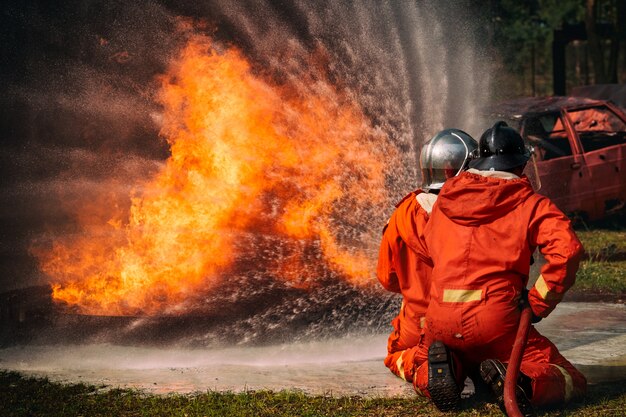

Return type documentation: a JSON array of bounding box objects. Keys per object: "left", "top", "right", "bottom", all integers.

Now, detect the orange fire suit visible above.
[
  {"left": 377, "top": 190, "right": 435, "bottom": 382},
  {"left": 413, "top": 170, "right": 586, "bottom": 407}
]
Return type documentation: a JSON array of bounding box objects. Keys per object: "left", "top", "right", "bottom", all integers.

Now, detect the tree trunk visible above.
[
  {"left": 586, "top": 0, "right": 623, "bottom": 84},
  {"left": 611, "top": 0, "right": 626, "bottom": 83},
  {"left": 608, "top": 33, "right": 619, "bottom": 83},
  {"left": 585, "top": 0, "right": 608, "bottom": 83}
]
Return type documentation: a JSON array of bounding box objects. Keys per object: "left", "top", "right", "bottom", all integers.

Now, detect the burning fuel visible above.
[
  {"left": 9, "top": 1, "right": 493, "bottom": 330},
  {"left": 32, "top": 33, "right": 393, "bottom": 316}
]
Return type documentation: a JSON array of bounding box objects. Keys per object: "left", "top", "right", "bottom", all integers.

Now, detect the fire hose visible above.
[{"left": 504, "top": 303, "right": 533, "bottom": 417}]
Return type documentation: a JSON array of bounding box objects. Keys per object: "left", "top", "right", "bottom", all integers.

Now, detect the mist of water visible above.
[{"left": 1, "top": 0, "right": 493, "bottom": 345}]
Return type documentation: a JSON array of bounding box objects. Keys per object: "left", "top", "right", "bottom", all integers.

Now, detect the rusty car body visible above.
[{"left": 490, "top": 96, "right": 626, "bottom": 221}]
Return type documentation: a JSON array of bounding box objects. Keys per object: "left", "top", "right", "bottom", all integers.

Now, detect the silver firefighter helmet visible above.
[{"left": 420, "top": 128, "right": 478, "bottom": 191}]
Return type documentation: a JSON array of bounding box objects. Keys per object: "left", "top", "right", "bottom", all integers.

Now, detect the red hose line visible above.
[{"left": 504, "top": 305, "right": 533, "bottom": 417}]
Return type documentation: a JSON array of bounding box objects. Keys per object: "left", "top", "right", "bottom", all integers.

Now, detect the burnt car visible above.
[{"left": 489, "top": 96, "right": 626, "bottom": 221}]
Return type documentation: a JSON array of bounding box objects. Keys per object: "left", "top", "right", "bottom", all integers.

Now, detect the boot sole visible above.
[
  {"left": 480, "top": 359, "right": 507, "bottom": 398},
  {"left": 480, "top": 359, "right": 535, "bottom": 417},
  {"left": 428, "top": 341, "right": 460, "bottom": 412}
]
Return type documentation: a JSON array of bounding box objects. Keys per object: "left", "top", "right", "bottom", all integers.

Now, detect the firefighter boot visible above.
[
  {"left": 427, "top": 341, "right": 460, "bottom": 411},
  {"left": 480, "top": 359, "right": 535, "bottom": 417}
]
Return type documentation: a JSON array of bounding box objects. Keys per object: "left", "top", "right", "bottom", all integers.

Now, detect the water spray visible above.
[{"left": 5, "top": 1, "right": 494, "bottom": 347}]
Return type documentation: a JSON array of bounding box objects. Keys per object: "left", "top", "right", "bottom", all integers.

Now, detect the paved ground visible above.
[{"left": 0, "top": 302, "right": 624, "bottom": 397}]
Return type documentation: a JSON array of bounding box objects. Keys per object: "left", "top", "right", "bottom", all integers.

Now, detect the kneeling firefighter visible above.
[
  {"left": 377, "top": 129, "right": 477, "bottom": 383},
  {"left": 412, "top": 122, "right": 587, "bottom": 415}
]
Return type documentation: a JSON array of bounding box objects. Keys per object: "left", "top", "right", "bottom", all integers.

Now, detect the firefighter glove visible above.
[{"left": 520, "top": 288, "right": 542, "bottom": 324}]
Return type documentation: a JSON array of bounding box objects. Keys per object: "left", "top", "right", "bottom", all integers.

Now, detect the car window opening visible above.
[
  {"left": 567, "top": 107, "right": 626, "bottom": 153},
  {"left": 524, "top": 114, "right": 572, "bottom": 161}
]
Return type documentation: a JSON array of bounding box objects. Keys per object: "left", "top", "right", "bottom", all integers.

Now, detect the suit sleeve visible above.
[
  {"left": 377, "top": 219, "right": 401, "bottom": 293},
  {"left": 527, "top": 197, "right": 583, "bottom": 318}
]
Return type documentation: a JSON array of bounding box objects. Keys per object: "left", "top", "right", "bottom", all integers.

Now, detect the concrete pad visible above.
[
  {"left": 0, "top": 302, "right": 624, "bottom": 396},
  {"left": 535, "top": 302, "right": 626, "bottom": 384}
]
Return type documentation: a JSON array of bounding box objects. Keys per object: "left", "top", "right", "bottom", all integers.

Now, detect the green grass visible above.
[
  {"left": 2, "top": 222, "right": 624, "bottom": 417},
  {"left": 573, "top": 227, "right": 626, "bottom": 295},
  {"left": 1, "top": 371, "right": 625, "bottom": 417},
  {"left": 574, "top": 261, "right": 626, "bottom": 293},
  {"left": 575, "top": 230, "right": 626, "bottom": 260}
]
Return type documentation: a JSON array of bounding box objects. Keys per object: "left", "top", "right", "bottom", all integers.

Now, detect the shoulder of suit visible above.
[{"left": 394, "top": 189, "right": 423, "bottom": 208}]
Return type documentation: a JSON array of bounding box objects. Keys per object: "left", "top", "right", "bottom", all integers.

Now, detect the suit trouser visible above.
[
  {"left": 384, "top": 313, "right": 425, "bottom": 382},
  {"left": 413, "top": 326, "right": 586, "bottom": 407}
]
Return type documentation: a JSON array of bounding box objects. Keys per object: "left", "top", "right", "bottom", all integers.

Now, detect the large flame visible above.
[{"left": 34, "top": 34, "right": 393, "bottom": 315}]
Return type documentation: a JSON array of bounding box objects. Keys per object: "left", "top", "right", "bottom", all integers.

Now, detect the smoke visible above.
[
  {"left": 1, "top": 0, "right": 493, "bottom": 341},
  {"left": 1, "top": 0, "right": 177, "bottom": 290}
]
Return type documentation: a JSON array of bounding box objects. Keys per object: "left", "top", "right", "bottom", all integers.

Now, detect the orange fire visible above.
[{"left": 34, "top": 34, "right": 393, "bottom": 316}]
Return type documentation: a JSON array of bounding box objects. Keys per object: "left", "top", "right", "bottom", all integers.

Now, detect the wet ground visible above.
[{"left": 0, "top": 302, "right": 624, "bottom": 397}]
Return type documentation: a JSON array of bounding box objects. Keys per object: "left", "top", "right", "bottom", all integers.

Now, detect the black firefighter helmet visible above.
[{"left": 469, "top": 121, "right": 531, "bottom": 171}]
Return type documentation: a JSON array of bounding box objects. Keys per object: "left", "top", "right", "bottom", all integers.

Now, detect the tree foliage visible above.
[
  {"left": 491, "top": 0, "right": 583, "bottom": 75},
  {"left": 489, "top": 0, "right": 624, "bottom": 94}
]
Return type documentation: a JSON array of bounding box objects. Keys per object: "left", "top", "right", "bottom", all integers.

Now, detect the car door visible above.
[
  {"left": 564, "top": 105, "right": 626, "bottom": 218},
  {"left": 521, "top": 112, "right": 595, "bottom": 218}
]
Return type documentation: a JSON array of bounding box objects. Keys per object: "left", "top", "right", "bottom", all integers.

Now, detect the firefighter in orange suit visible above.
[
  {"left": 412, "top": 122, "right": 587, "bottom": 415},
  {"left": 377, "top": 129, "right": 477, "bottom": 383}
]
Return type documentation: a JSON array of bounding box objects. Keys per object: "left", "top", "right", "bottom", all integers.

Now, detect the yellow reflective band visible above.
[
  {"left": 534, "top": 275, "right": 563, "bottom": 301},
  {"left": 420, "top": 316, "right": 426, "bottom": 329},
  {"left": 442, "top": 289, "right": 483, "bottom": 303},
  {"left": 396, "top": 354, "right": 406, "bottom": 381},
  {"left": 552, "top": 364, "right": 574, "bottom": 402}
]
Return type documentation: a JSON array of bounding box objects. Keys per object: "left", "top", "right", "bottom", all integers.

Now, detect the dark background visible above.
[{"left": 1, "top": 0, "right": 625, "bottom": 295}]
